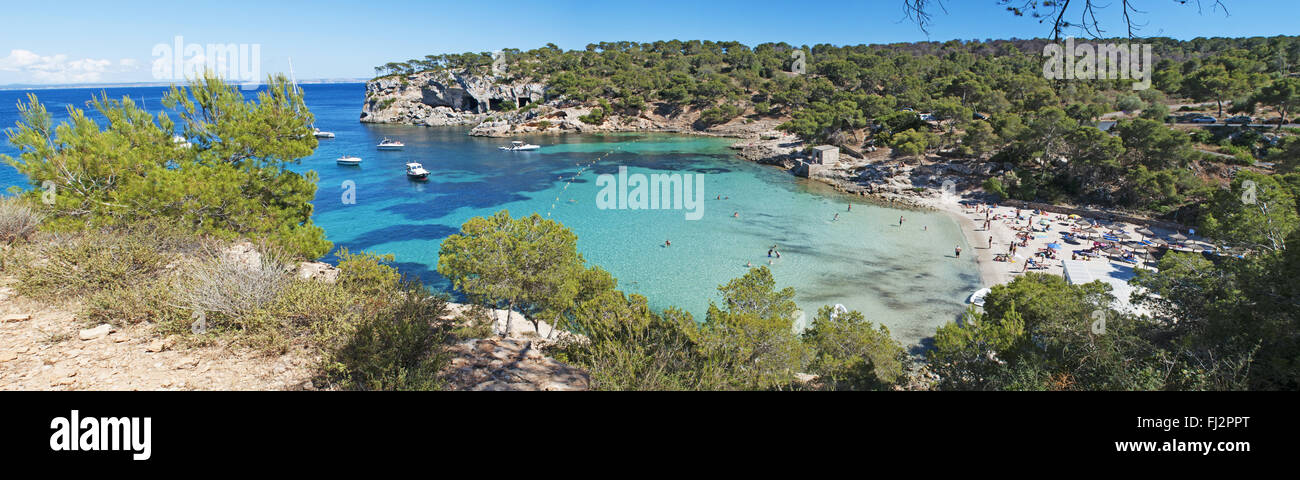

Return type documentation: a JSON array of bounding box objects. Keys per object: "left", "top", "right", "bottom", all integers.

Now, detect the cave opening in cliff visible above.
[
  {"left": 517, "top": 98, "right": 530, "bottom": 108},
  {"left": 488, "top": 98, "right": 505, "bottom": 111},
  {"left": 462, "top": 97, "right": 479, "bottom": 112}
]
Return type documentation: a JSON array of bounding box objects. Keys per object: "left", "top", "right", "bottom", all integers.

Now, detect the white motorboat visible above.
[
  {"left": 968, "top": 287, "right": 991, "bottom": 307},
  {"left": 313, "top": 128, "right": 335, "bottom": 139},
  {"left": 405, "top": 162, "right": 429, "bottom": 180},
  {"left": 377, "top": 138, "right": 405, "bottom": 150},
  {"left": 336, "top": 156, "right": 362, "bottom": 166},
  {"left": 499, "top": 140, "right": 540, "bottom": 151}
]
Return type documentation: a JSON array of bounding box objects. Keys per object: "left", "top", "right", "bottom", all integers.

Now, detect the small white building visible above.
[{"left": 810, "top": 145, "right": 839, "bottom": 165}]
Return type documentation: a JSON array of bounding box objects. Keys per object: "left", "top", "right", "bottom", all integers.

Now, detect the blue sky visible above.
[{"left": 0, "top": 0, "right": 1294, "bottom": 85}]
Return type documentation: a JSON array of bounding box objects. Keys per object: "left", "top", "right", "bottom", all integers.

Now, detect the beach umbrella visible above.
[
  {"left": 1135, "top": 227, "right": 1155, "bottom": 237},
  {"left": 1113, "top": 232, "right": 1134, "bottom": 240},
  {"left": 1102, "top": 246, "right": 1125, "bottom": 255},
  {"left": 1167, "top": 232, "right": 1189, "bottom": 242},
  {"left": 1075, "top": 218, "right": 1093, "bottom": 226}
]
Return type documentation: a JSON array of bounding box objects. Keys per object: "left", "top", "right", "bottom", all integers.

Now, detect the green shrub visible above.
[
  {"left": 579, "top": 107, "right": 606, "bottom": 124},
  {"left": 448, "top": 304, "right": 495, "bottom": 340},
  {"left": 983, "top": 177, "right": 1008, "bottom": 200},
  {"left": 18, "top": 232, "right": 171, "bottom": 300},
  {"left": 317, "top": 281, "right": 450, "bottom": 391},
  {"left": 697, "top": 103, "right": 743, "bottom": 127},
  {"left": 83, "top": 278, "right": 184, "bottom": 327}
]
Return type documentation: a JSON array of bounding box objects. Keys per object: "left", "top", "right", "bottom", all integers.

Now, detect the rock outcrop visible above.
[{"left": 360, "top": 70, "right": 546, "bottom": 127}]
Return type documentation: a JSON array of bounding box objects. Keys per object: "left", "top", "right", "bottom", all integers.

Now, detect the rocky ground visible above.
[
  {"left": 0, "top": 242, "right": 590, "bottom": 391},
  {"left": 0, "top": 278, "right": 317, "bottom": 391}
]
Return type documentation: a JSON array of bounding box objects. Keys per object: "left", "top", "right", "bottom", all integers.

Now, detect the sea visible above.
[{"left": 0, "top": 83, "right": 981, "bottom": 346}]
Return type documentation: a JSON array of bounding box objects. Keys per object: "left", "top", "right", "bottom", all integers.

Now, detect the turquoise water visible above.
[{"left": 0, "top": 84, "right": 980, "bottom": 345}]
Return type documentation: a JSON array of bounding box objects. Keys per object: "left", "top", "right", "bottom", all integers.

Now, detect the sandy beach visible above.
[{"left": 928, "top": 195, "right": 1200, "bottom": 292}]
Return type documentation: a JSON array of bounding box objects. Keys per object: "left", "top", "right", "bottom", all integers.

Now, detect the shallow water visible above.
[{"left": 0, "top": 84, "right": 981, "bottom": 345}]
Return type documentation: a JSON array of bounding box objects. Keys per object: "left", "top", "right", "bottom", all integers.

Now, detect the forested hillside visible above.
[{"left": 374, "top": 37, "right": 1300, "bottom": 222}]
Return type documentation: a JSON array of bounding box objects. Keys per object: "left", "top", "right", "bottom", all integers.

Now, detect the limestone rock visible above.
[
  {"left": 78, "top": 324, "right": 112, "bottom": 341},
  {"left": 2, "top": 313, "right": 31, "bottom": 323}
]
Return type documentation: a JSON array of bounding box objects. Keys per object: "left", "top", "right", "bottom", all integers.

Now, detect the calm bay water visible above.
[{"left": 0, "top": 83, "right": 980, "bottom": 345}]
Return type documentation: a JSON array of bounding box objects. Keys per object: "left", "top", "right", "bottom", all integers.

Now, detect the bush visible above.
[
  {"left": 983, "top": 177, "right": 1007, "bottom": 200},
  {"left": 448, "top": 304, "right": 495, "bottom": 340},
  {"left": 171, "top": 247, "right": 290, "bottom": 333},
  {"left": 696, "top": 103, "right": 743, "bottom": 127},
  {"left": 18, "top": 232, "right": 171, "bottom": 300},
  {"left": 316, "top": 281, "right": 450, "bottom": 391},
  {"left": 579, "top": 107, "right": 606, "bottom": 124},
  {"left": 83, "top": 278, "right": 184, "bottom": 327},
  {"left": 0, "top": 196, "right": 43, "bottom": 244},
  {"left": 801, "top": 306, "right": 906, "bottom": 390}
]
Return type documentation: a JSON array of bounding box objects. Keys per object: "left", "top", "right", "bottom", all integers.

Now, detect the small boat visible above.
[
  {"left": 377, "top": 138, "right": 405, "bottom": 150},
  {"left": 336, "top": 156, "right": 362, "bottom": 166},
  {"left": 313, "top": 128, "right": 335, "bottom": 139},
  {"left": 968, "top": 287, "right": 991, "bottom": 307},
  {"left": 405, "top": 162, "right": 429, "bottom": 180},
  {"left": 499, "top": 140, "right": 540, "bottom": 151}
]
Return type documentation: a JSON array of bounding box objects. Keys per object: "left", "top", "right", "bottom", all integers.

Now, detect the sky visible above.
[{"left": 0, "top": 0, "right": 1295, "bottom": 86}]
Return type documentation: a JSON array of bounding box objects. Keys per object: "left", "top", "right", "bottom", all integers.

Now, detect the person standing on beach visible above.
[
  {"left": 988, "top": 237, "right": 993, "bottom": 249},
  {"left": 955, "top": 246, "right": 961, "bottom": 258}
]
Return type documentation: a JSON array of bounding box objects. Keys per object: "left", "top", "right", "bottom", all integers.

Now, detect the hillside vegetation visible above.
[{"left": 375, "top": 38, "right": 1300, "bottom": 223}]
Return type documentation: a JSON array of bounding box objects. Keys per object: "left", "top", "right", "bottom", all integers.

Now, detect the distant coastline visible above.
[{"left": 0, "top": 78, "right": 368, "bottom": 92}]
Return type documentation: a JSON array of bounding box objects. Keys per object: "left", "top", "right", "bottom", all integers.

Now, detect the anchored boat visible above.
[
  {"left": 405, "top": 162, "right": 429, "bottom": 180},
  {"left": 377, "top": 138, "right": 405, "bottom": 150},
  {"left": 336, "top": 156, "right": 362, "bottom": 166},
  {"left": 499, "top": 140, "right": 540, "bottom": 151}
]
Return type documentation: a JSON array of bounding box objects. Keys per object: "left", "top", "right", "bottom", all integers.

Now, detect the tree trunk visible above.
[{"left": 502, "top": 300, "right": 515, "bottom": 338}]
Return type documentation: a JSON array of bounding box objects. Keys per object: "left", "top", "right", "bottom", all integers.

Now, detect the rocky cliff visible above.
[
  {"left": 360, "top": 70, "right": 786, "bottom": 139},
  {"left": 360, "top": 70, "right": 547, "bottom": 127}
]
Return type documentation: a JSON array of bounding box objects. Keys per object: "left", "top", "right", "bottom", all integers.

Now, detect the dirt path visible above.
[{"left": 0, "top": 277, "right": 315, "bottom": 391}]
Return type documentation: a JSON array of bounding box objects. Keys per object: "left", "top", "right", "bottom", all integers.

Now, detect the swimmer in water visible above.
[
  {"left": 746, "top": 261, "right": 752, "bottom": 267},
  {"left": 955, "top": 246, "right": 962, "bottom": 258},
  {"left": 665, "top": 239, "right": 671, "bottom": 247},
  {"left": 768, "top": 249, "right": 773, "bottom": 257},
  {"left": 733, "top": 212, "right": 739, "bottom": 218},
  {"left": 899, "top": 216, "right": 905, "bottom": 225},
  {"left": 833, "top": 213, "right": 839, "bottom": 221},
  {"left": 847, "top": 203, "right": 852, "bottom": 212}
]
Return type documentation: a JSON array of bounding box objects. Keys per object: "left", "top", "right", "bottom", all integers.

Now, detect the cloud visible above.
[{"left": 0, "top": 49, "right": 140, "bottom": 84}]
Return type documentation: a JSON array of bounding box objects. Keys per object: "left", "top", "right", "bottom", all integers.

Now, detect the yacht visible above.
[
  {"left": 405, "top": 162, "right": 430, "bottom": 180},
  {"left": 336, "top": 156, "right": 362, "bottom": 166},
  {"left": 377, "top": 138, "right": 405, "bottom": 150},
  {"left": 499, "top": 140, "right": 540, "bottom": 151},
  {"left": 313, "top": 128, "right": 335, "bottom": 139}
]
